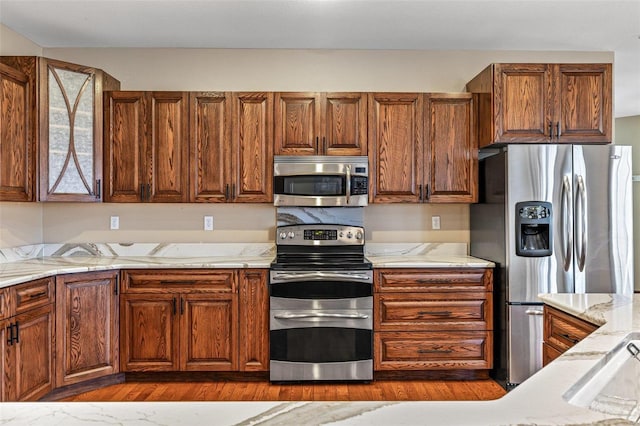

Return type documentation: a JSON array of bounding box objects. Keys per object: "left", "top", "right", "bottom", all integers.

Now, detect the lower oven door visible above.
[{"left": 269, "top": 296, "right": 373, "bottom": 381}]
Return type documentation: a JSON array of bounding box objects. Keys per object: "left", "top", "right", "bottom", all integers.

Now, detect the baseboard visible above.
[{"left": 41, "top": 373, "right": 125, "bottom": 401}]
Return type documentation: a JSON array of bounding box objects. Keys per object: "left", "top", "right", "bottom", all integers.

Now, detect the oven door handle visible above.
[
  {"left": 345, "top": 165, "right": 351, "bottom": 205},
  {"left": 271, "top": 271, "right": 371, "bottom": 283},
  {"left": 274, "top": 312, "right": 369, "bottom": 320}
]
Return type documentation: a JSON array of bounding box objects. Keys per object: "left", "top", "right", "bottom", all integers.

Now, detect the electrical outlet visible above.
[
  {"left": 110, "top": 216, "right": 119, "bottom": 230},
  {"left": 204, "top": 216, "right": 214, "bottom": 231},
  {"left": 431, "top": 215, "right": 441, "bottom": 230}
]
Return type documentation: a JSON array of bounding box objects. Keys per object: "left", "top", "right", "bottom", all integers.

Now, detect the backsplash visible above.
[{"left": 276, "top": 207, "right": 364, "bottom": 227}]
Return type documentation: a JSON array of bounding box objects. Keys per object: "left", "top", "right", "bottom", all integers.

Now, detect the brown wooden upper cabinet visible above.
[
  {"left": 105, "top": 91, "right": 272, "bottom": 203},
  {"left": 0, "top": 62, "right": 33, "bottom": 202},
  {"left": 275, "top": 92, "right": 367, "bottom": 156},
  {"left": 368, "top": 93, "right": 477, "bottom": 204},
  {"left": 0, "top": 56, "right": 120, "bottom": 201},
  {"left": 466, "top": 63, "right": 612, "bottom": 147},
  {"left": 191, "top": 92, "right": 273, "bottom": 203},
  {"left": 104, "top": 91, "right": 189, "bottom": 202}
]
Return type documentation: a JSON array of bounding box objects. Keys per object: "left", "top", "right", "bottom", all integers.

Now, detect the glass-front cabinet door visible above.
[{"left": 40, "top": 59, "right": 119, "bottom": 201}]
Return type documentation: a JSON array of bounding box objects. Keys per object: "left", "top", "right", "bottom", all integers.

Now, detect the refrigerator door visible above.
[
  {"left": 572, "top": 145, "right": 633, "bottom": 295},
  {"left": 507, "top": 145, "right": 574, "bottom": 303},
  {"left": 507, "top": 304, "right": 544, "bottom": 387}
]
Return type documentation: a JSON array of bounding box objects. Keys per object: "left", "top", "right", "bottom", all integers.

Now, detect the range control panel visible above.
[{"left": 277, "top": 224, "right": 365, "bottom": 246}]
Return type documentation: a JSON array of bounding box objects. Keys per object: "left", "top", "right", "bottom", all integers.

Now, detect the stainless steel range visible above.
[{"left": 269, "top": 224, "right": 373, "bottom": 382}]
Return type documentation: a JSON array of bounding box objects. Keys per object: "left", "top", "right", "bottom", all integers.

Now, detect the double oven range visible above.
[{"left": 269, "top": 224, "right": 373, "bottom": 382}]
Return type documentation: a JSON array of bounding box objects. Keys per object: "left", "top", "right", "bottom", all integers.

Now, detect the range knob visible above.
[
  {"left": 356, "top": 231, "right": 363, "bottom": 240},
  {"left": 287, "top": 231, "right": 295, "bottom": 239},
  {"left": 346, "top": 231, "right": 353, "bottom": 239},
  {"left": 279, "top": 232, "right": 287, "bottom": 240}
]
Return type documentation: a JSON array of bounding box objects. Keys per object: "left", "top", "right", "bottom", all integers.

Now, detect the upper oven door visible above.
[{"left": 273, "top": 155, "right": 368, "bottom": 207}]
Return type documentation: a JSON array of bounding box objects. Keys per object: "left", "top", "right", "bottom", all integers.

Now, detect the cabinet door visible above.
[
  {"left": 190, "top": 92, "right": 231, "bottom": 202},
  {"left": 0, "top": 317, "right": 10, "bottom": 401},
  {"left": 554, "top": 64, "right": 612, "bottom": 143},
  {"left": 55, "top": 271, "right": 119, "bottom": 387},
  {"left": 120, "top": 294, "right": 179, "bottom": 371},
  {"left": 148, "top": 92, "right": 189, "bottom": 202},
  {"left": 0, "top": 63, "right": 33, "bottom": 202},
  {"left": 104, "top": 91, "right": 147, "bottom": 202},
  {"left": 40, "top": 59, "right": 103, "bottom": 201},
  {"left": 424, "top": 94, "right": 477, "bottom": 203},
  {"left": 368, "top": 93, "right": 423, "bottom": 203},
  {"left": 10, "top": 304, "right": 54, "bottom": 401},
  {"left": 181, "top": 293, "right": 238, "bottom": 371},
  {"left": 231, "top": 92, "right": 273, "bottom": 202},
  {"left": 494, "top": 64, "right": 552, "bottom": 143},
  {"left": 323, "top": 92, "right": 367, "bottom": 156},
  {"left": 274, "top": 92, "right": 321, "bottom": 155},
  {"left": 239, "top": 270, "right": 269, "bottom": 371}
]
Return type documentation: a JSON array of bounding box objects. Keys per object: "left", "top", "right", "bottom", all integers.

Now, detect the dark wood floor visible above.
[{"left": 61, "top": 380, "right": 506, "bottom": 402}]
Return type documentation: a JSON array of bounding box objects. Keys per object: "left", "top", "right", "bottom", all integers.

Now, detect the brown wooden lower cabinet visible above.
[
  {"left": 543, "top": 305, "right": 597, "bottom": 366},
  {"left": 239, "top": 269, "right": 269, "bottom": 371},
  {"left": 55, "top": 271, "right": 120, "bottom": 387},
  {"left": 375, "top": 331, "right": 492, "bottom": 370},
  {"left": 1, "top": 278, "right": 55, "bottom": 401}
]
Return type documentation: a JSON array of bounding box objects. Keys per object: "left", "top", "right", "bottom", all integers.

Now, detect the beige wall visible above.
[
  {"left": 0, "top": 23, "right": 616, "bottom": 249},
  {"left": 614, "top": 115, "right": 640, "bottom": 291},
  {"left": 0, "top": 25, "right": 42, "bottom": 56}
]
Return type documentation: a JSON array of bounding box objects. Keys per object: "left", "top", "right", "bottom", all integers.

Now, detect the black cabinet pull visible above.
[
  {"left": 28, "top": 291, "right": 47, "bottom": 299},
  {"left": 560, "top": 333, "right": 579, "bottom": 344},
  {"left": 316, "top": 136, "right": 319, "bottom": 149},
  {"left": 548, "top": 121, "right": 554, "bottom": 139},
  {"left": 418, "top": 184, "right": 423, "bottom": 202},
  {"left": 225, "top": 184, "right": 230, "bottom": 200},
  {"left": 322, "top": 136, "right": 326, "bottom": 152},
  {"left": 232, "top": 184, "right": 236, "bottom": 200},
  {"left": 140, "top": 184, "right": 146, "bottom": 202},
  {"left": 13, "top": 322, "right": 19, "bottom": 344},
  {"left": 180, "top": 297, "right": 185, "bottom": 315},
  {"left": 172, "top": 298, "right": 177, "bottom": 315},
  {"left": 418, "top": 349, "right": 453, "bottom": 354},
  {"left": 556, "top": 122, "right": 561, "bottom": 138},
  {"left": 95, "top": 179, "right": 101, "bottom": 199},
  {"left": 6, "top": 325, "right": 13, "bottom": 346},
  {"left": 417, "top": 311, "right": 452, "bottom": 316},
  {"left": 426, "top": 184, "right": 431, "bottom": 201}
]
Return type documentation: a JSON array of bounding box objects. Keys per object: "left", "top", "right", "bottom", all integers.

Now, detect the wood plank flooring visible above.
[{"left": 61, "top": 380, "right": 506, "bottom": 402}]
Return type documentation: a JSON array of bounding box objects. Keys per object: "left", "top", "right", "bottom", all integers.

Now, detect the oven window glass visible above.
[
  {"left": 274, "top": 175, "right": 345, "bottom": 196},
  {"left": 270, "top": 328, "right": 372, "bottom": 363}
]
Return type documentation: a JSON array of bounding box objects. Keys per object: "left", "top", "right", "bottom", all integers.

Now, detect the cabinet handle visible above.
[
  {"left": 147, "top": 184, "right": 151, "bottom": 202},
  {"left": 418, "top": 349, "right": 453, "bottom": 354},
  {"left": 6, "top": 325, "right": 13, "bottom": 346},
  {"left": 232, "top": 184, "right": 236, "bottom": 200},
  {"left": 180, "top": 297, "right": 185, "bottom": 315},
  {"left": 26, "top": 290, "right": 47, "bottom": 299},
  {"left": 323, "top": 136, "right": 326, "bottom": 152},
  {"left": 172, "top": 298, "right": 177, "bottom": 315},
  {"left": 418, "top": 184, "right": 423, "bottom": 202},
  {"left": 13, "top": 322, "right": 19, "bottom": 344},
  {"left": 418, "top": 310, "right": 452, "bottom": 316},
  {"left": 548, "top": 121, "right": 554, "bottom": 139},
  {"left": 425, "top": 184, "right": 431, "bottom": 201},
  {"left": 225, "top": 184, "right": 230, "bottom": 201},
  {"left": 140, "top": 184, "right": 146, "bottom": 202},
  {"left": 560, "top": 333, "right": 580, "bottom": 344},
  {"left": 316, "top": 136, "right": 319, "bottom": 150},
  {"left": 95, "top": 179, "right": 101, "bottom": 199},
  {"left": 556, "top": 122, "right": 561, "bottom": 138}
]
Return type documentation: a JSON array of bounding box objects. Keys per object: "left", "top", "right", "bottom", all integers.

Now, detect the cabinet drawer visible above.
[
  {"left": 375, "top": 293, "right": 492, "bottom": 331},
  {"left": 13, "top": 277, "right": 54, "bottom": 314},
  {"left": 543, "top": 342, "right": 563, "bottom": 366},
  {"left": 122, "top": 269, "right": 237, "bottom": 293},
  {"left": 544, "top": 305, "right": 597, "bottom": 353},
  {"left": 375, "top": 268, "right": 492, "bottom": 293},
  {"left": 375, "top": 331, "right": 492, "bottom": 371}
]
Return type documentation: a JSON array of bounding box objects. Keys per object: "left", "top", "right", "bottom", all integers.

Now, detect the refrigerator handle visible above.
[
  {"left": 575, "top": 175, "right": 587, "bottom": 272},
  {"left": 525, "top": 309, "right": 544, "bottom": 316},
  {"left": 561, "top": 176, "right": 572, "bottom": 272}
]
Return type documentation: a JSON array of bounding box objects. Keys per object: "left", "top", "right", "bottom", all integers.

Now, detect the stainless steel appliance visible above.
[
  {"left": 273, "top": 156, "right": 369, "bottom": 207},
  {"left": 470, "top": 144, "right": 633, "bottom": 390},
  {"left": 269, "top": 224, "right": 373, "bottom": 381}
]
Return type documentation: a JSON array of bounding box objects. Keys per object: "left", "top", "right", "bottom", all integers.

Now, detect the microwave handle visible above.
[{"left": 346, "top": 166, "right": 351, "bottom": 205}]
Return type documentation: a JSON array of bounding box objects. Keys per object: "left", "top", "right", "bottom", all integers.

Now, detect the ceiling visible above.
[{"left": 1, "top": 0, "right": 639, "bottom": 117}]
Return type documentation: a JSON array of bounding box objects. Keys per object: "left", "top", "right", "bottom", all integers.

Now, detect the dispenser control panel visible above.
[{"left": 515, "top": 201, "right": 552, "bottom": 257}]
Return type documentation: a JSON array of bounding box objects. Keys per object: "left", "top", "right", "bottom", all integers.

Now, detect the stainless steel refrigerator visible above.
[{"left": 470, "top": 144, "right": 633, "bottom": 390}]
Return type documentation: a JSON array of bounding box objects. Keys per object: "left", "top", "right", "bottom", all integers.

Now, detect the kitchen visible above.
[{"left": 1, "top": 0, "right": 640, "bottom": 424}]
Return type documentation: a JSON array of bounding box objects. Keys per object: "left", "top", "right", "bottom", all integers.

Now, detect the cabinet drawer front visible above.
[
  {"left": 122, "top": 269, "right": 237, "bottom": 293},
  {"left": 376, "top": 293, "right": 491, "bottom": 331},
  {"left": 543, "top": 342, "right": 563, "bottom": 366},
  {"left": 0, "top": 288, "right": 10, "bottom": 319},
  {"left": 374, "top": 331, "right": 492, "bottom": 370},
  {"left": 13, "top": 277, "right": 54, "bottom": 314},
  {"left": 376, "top": 269, "right": 492, "bottom": 292},
  {"left": 544, "top": 306, "right": 597, "bottom": 352}
]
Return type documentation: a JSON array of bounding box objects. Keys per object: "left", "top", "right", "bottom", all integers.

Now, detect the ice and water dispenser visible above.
[{"left": 515, "top": 202, "right": 552, "bottom": 257}]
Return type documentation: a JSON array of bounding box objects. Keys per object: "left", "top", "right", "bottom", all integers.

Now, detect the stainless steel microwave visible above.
[{"left": 273, "top": 156, "right": 369, "bottom": 207}]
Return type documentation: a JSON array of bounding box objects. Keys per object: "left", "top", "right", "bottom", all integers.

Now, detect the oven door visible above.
[{"left": 269, "top": 273, "right": 373, "bottom": 381}]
